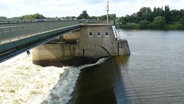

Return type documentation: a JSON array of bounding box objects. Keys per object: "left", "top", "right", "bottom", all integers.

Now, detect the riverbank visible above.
[{"left": 119, "top": 23, "right": 184, "bottom": 30}]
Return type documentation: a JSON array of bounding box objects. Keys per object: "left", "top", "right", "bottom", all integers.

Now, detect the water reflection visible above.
[
  {"left": 69, "top": 56, "right": 131, "bottom": 104},
  {"left": 114, "top": 56, "right": 132, "bottom": 104}
]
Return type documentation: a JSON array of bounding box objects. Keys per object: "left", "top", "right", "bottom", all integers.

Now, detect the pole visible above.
[{"left": 106, "top": 1, "right": 109, "bottom": 24}]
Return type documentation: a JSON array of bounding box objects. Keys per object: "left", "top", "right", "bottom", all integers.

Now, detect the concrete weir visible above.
[{"left": 32, "top": 24, "right": 130, "bottom": 66}]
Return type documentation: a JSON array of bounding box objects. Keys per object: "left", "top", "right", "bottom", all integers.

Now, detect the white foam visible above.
[
  {"left": 0, "top": 52, "right": 65, "bottom": 104},
  {"left": 78, "top": 57, "right": 108, "bottom": 70},
  {"left": 43, "top": 57, "right": 108, "bottom": 104},
  {"left": 0, "top": 52, "right": 108, "bottom": 104}
]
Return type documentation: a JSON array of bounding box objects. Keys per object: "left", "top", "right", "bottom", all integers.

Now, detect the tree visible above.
[
  {"left": 151, "top": 16, "right": 166, "bottom": 29},
  {"left": 153, "top": 7, "right": 165, "bottom": 17},
  {"left": 179, "top": 17, "right": 184, "bottom": 29},
  {"left": 99, "top": 14, "right": 116, "bottom": 21},
  {"left": 139, "top": 20, "right": 150, "bottom": 29},
  {"left": 109, "top": 14, "right": 117, "bottom": 20},
  {"left": 90, "top": 16, "right": 98, "bottom": 20},
  {"left": 139, "top": 7, "right": 152, "bottom": 21},
  {"left": 32, "top": 13, "right": 45, "bottom": 19},
  {"left": 0, "top": 16, "right": 7, "bottom": 20},
  {"left": 124, "top": 15, "right": 136, "bottom": 23},
  {"left": 78, "top": 10, "right": 90, "bottom": 19},
  {"left": 179, "top": 17, "right": 184, "bottom": 25},
  {"left": 99, "top": 15, "right": 106, "bottom": 21},
  {"left": 20, "top": 13, "right": 45, "bottom": 20},
  {"left": 170, "top": 9, "right": 184, "bottom": 24},
  {"left": 164, "top": 5, "right": 171, "bottom": 23},
  {"left": 118, "top": 5, "right": 184, "bottom": 30},
  {"left": 118, "top": 17, "right": 126, "bottom": 25}
]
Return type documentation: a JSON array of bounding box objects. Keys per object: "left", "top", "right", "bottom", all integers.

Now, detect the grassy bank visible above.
[{"left": 119, "top": 23, "right": 184, "bottom": 30}]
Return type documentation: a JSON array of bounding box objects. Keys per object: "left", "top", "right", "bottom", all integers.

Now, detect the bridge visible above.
[{"left": 0, "top": 20, "right": 86, "bottom": 62}]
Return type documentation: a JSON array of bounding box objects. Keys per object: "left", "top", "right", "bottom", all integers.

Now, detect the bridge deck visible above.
[
  {"left": 0, "top": 20, "right": 82, "bottom": 44},
  {"left": 0, "top": 20, "right": 83, "bottom": 62}
]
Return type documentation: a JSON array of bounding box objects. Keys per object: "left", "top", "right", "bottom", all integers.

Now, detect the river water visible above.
[
  {"left": 69, "top": 30, "right": 184, "bottom": 104},
  {"left": 1, "top": 30, "right": 184, "bottom": 104}
]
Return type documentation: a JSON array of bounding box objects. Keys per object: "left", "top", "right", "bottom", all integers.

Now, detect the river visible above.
[
  {"left": 69, "top": 30, "right": 184, "bottom": 104},
  {"left": 1, "top": 30, "right": 184, "bottom": 104}
]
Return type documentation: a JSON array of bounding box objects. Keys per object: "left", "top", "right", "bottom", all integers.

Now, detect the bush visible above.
[
  {"left": 165, "top": 22, "right": 184, "bottom": 30},
  {"left": 120, "top": 23, "right": 140, "bottom": 30}
]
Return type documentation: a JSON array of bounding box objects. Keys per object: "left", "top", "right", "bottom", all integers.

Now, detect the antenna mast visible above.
[{"left": 106, "top": 1, "right": 109, "bottom": 24}]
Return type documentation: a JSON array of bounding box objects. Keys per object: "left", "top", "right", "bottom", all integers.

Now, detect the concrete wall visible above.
[
  {"left": 79, "top": 25, "right": 117, "bottom": 58},
  {"left": 32, "top": 44, "right": 80, "bottom": 65},
  {"left": 63, "top": 31, "right": 80, "bottom": 40},
  {"left": 118, "top": 39, "right": 131, "bottom": 55}
]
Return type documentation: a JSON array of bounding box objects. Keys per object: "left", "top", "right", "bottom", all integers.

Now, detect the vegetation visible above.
[
  {"left": 98, "top": 14, "right": 116, "bottom": 21},
  {"left": 0, "top": 16, "right": 7, "bottom": 20},
  {"left": 118, "top": 6, "right": 184, "bottom": 30},
  {"left": 77, "top": 10, "right": 116, "bottom": 21},
  {"left": 77, "top": 10, "right": 90, "bottom": 19},
  {"left": 20, "top": 13, "right": 46, "bottom": 20}
]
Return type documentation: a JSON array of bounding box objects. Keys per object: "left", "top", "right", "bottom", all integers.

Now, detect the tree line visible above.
[
  {"left": 1, "top": 6, "right": 183, "bottom": 30},
  {"left": 0, "top": 11, "right": 116, "bottom": 21},
  {"left": 0, "top": 13, "right": 46, "bottom": 20},
  {"left": 118, "top": 6, "right": 184, "bottom": 30},
  {"left": 77, "top": 10, "right": 116, "bottom": 21},
  {"left": 70, "top": 8, "right": 184, "bottom": 30},
  {"left": 20, "top": 13, "right": 46, "bottom": 20}
]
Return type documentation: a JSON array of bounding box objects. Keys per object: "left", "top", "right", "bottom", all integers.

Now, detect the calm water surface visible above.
[{"left": 70, "top": 30, "right": 184, "bottom": 104}]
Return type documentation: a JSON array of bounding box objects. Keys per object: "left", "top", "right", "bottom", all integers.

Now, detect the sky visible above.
[{"left": 0, "top": 0, "right": 183, "bottom": 18}]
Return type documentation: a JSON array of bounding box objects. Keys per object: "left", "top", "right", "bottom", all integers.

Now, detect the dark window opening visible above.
[
  {"left": 88, "top": 32, "right": 93, "bottom": 37},
  {"left": 105, "top": 32, "right": 109, "bottom": 37},
  {"left": 96, "top": 32, "right": 101, "bottom": 37}
]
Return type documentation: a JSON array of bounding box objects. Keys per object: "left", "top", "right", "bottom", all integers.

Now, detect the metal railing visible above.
[{"left": 0, "top": 20, "right": 82, "bottom": 45}]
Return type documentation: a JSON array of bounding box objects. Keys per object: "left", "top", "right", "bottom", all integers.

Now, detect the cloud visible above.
[
  {"left": 0, "top": 0, "right": 183, "bottom": 18},
  {"left": 110, "top": 0, "right": 184, "bottom": 16},
  {"left": 84, "top": 0, "right": 104, "bottom": 4}
]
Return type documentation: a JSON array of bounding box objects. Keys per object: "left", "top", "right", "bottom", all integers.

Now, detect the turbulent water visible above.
[
  {"left": 0, "top": 52, "right": 107, "bottom": 104},
  {"left": 42, "top": 58, "right": 108, "bottom": 104},
  {"left": 0, "top": 53, "right": 64, "bottom": 104}
]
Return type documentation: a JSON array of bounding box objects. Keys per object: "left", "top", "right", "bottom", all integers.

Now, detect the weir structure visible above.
[{"left": 32, "top": 24, "right": 130, "bottom": 65}]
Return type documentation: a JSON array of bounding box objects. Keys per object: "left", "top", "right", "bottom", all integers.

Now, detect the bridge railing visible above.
[{"left": 0, "top": 20, "right": 82, "bottom": 45}]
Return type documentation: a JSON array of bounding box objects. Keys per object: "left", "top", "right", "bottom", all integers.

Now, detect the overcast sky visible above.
[{"left": 0, "top": 0, "right": 183, "bottom": 18}]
